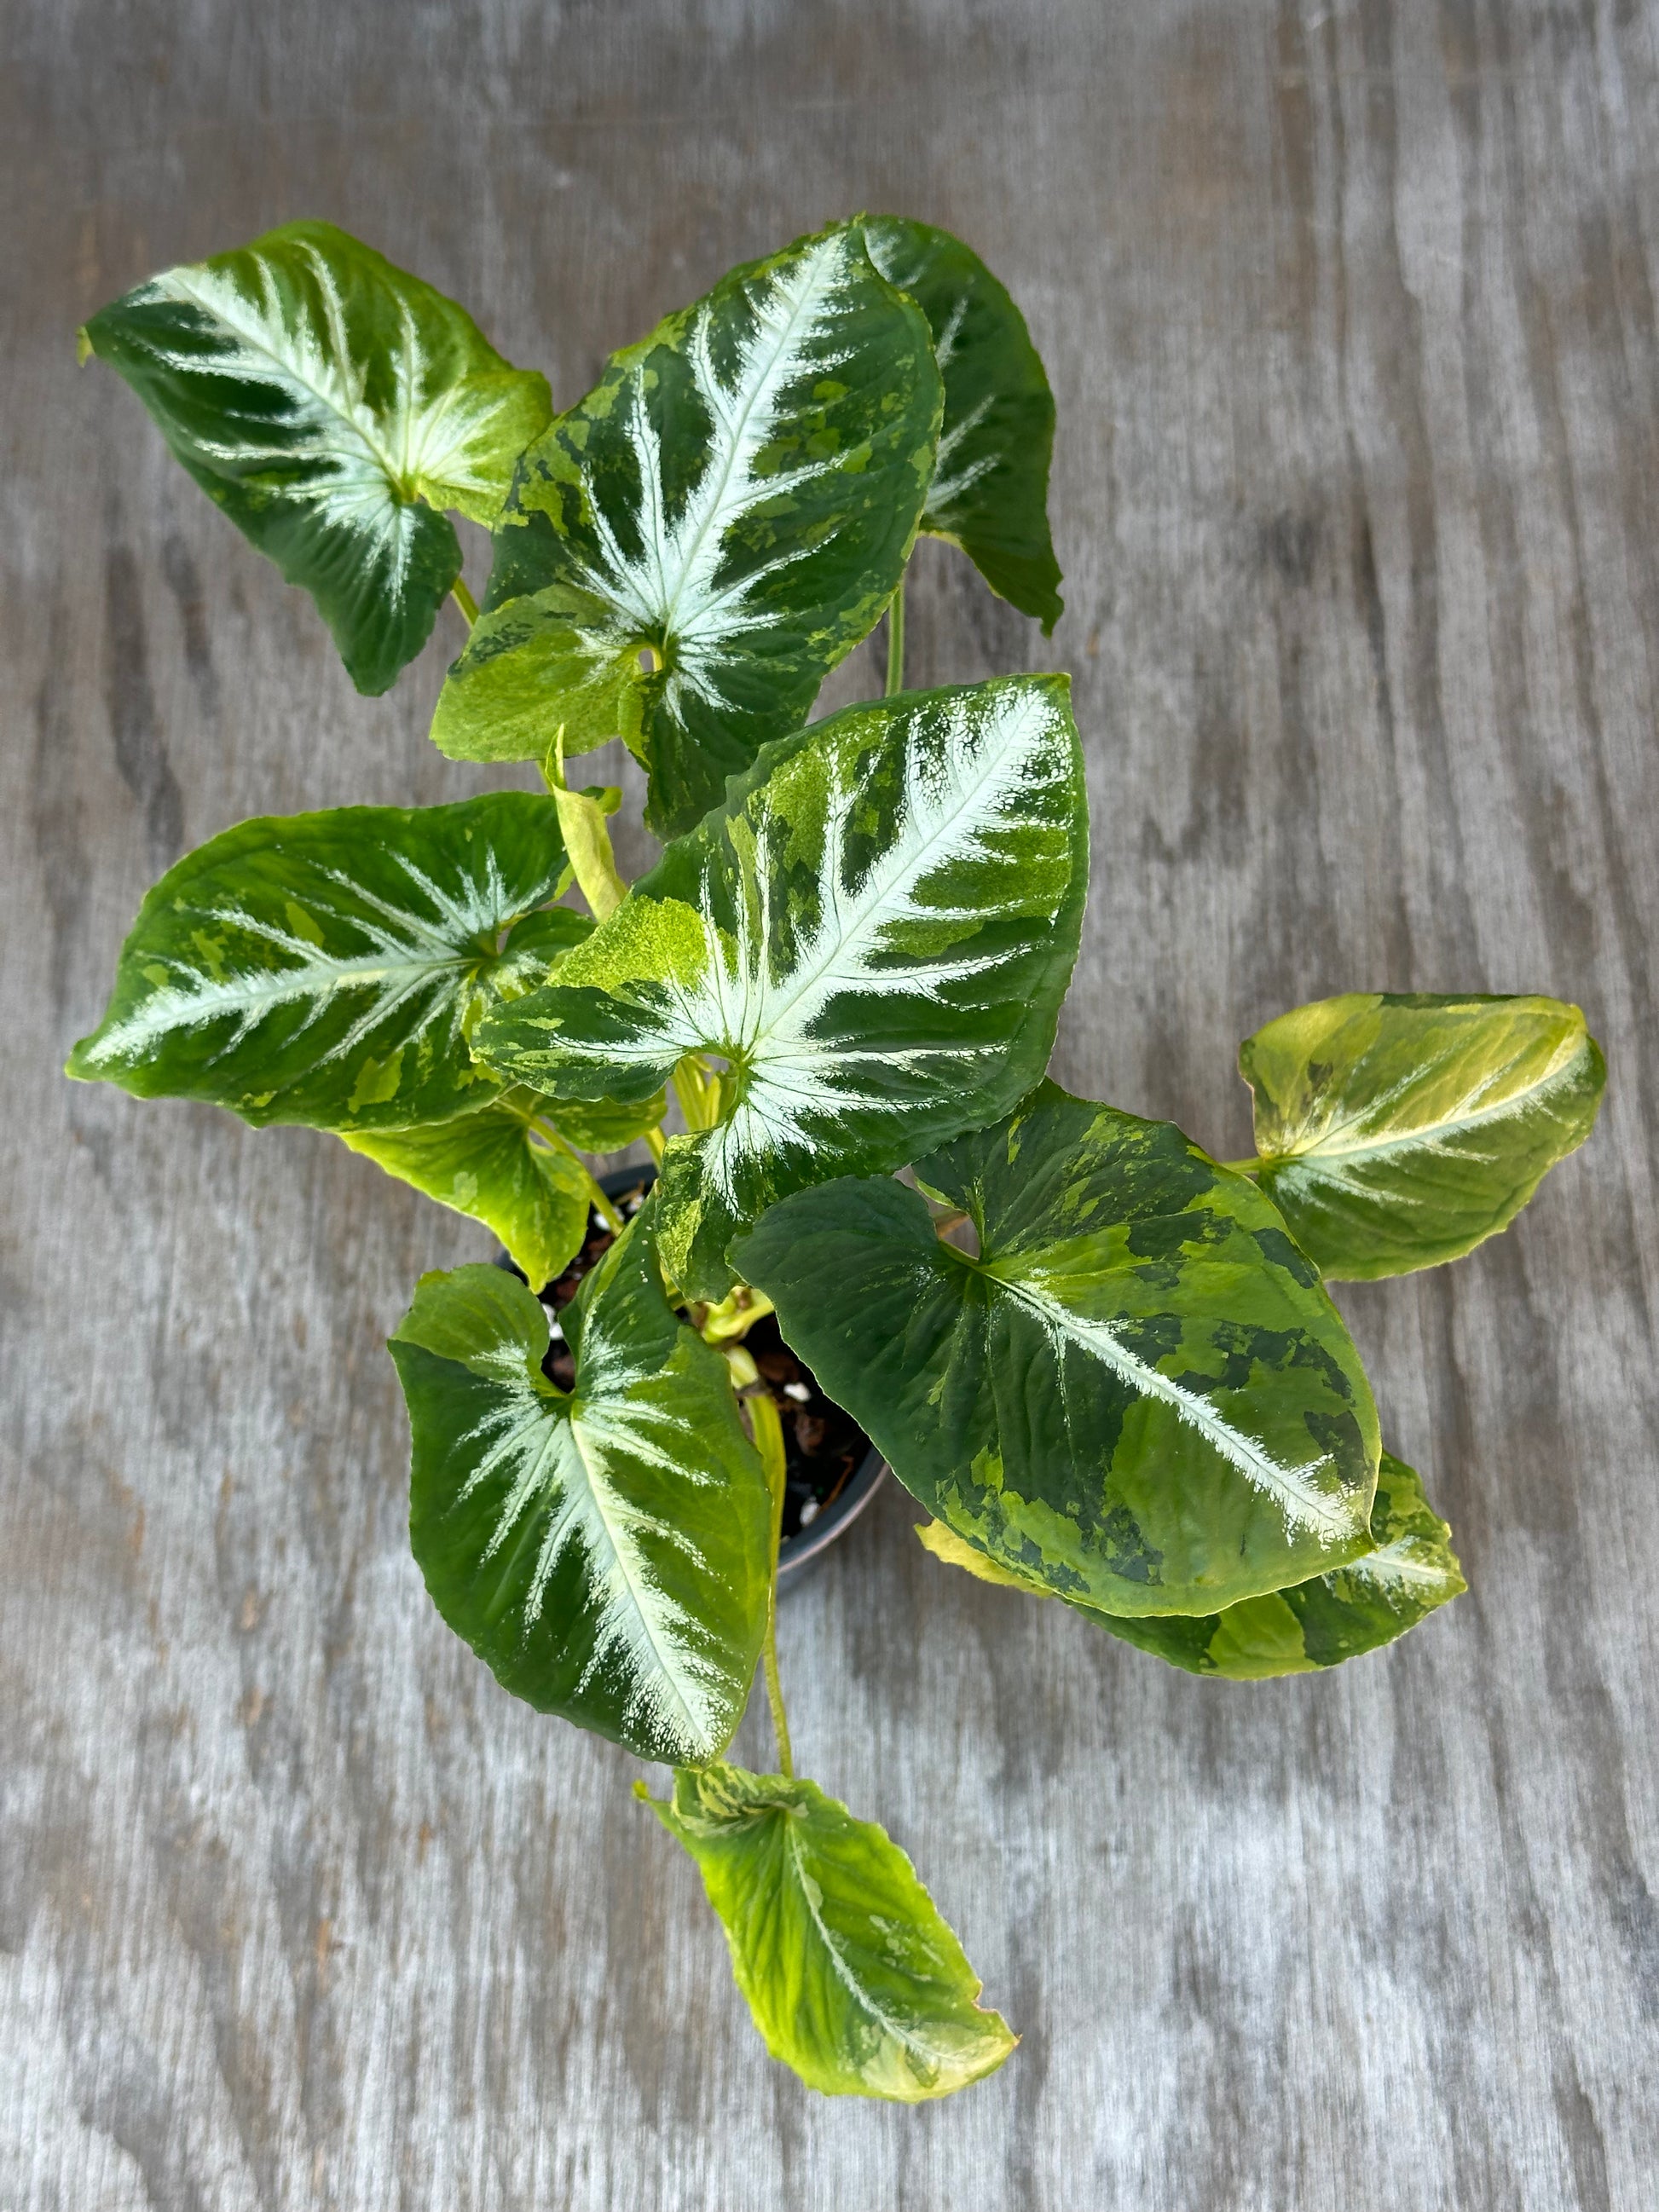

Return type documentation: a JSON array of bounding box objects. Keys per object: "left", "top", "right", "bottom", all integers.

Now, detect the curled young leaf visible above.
[
  {"left": 342, "top": 1094, "right": 592, "bottom": 1290},
  {"left": 1240, "top": 993, "right": 1606, "bottom": 1279},
  {"left": 473, "top": 676, "right": 1089, "bottom": 1300},
  {"left": 737, "top": 1083, "right": 1380, "bottom": 1618},
  {"left": 919, "top": 1451, "right": 1465, "bottom": 1678},
  {"left": 67, "top": 794, "right": 578, "bottom": 1132},
  {"left": 80, "top": 222, "right": 551, "bottom": 693},
  {"left": 431, "top": 221, "right": 944, "bottom": 834},
  {"left": 639, "top": 1762, "right": 1015, "bottom": 2100},
  {"left": 863, "top": 216, "right": 1061, "bottom": 630},
  {"left": 390, "top": 1220, "right": 771, "bottom": 1763}
]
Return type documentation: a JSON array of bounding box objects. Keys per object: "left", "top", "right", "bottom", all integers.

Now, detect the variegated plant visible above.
[{"left": 70, "top": 213, "right": 1604, "bottom": 2104}]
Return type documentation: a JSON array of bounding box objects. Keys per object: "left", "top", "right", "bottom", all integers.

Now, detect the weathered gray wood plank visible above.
[{"left": 3, "top": 3, "right": 1656, "bottom": 2206}]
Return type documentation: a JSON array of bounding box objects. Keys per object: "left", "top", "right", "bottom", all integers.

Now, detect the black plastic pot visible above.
[{"left": 497, "top": 1163, "right": 886, "bottom": 1586}]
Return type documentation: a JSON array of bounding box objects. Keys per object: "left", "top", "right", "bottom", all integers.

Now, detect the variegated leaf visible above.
[
  {"left": 67, "top": 794, "right": 583, "bottom": 1132},
  {"left": 863, "top": 217, "right": 1061, "bottom": 630},
  {"left": 80, "top": 222, "right": 551, "bottom": 693},
  {"left": 342, "top": 1091, "right": 592, "bottom": 1289},
  {"left": 919, "top": 1451, "right": 1464, "bottom": 1677},
  {"left": 737, "top": 1083, "right": 1380, "bottom": 1618},
  {"left": 1240, "top": 993, "right": 1606, "bottom": 1279},
  {"left": 473, "top": 677, "right": 1089, "bottom": 1300},
  {"left": 390, "top": 1219, "right": 771, "bottom": 1762},
  {"left": 430, "top": 222, "right": 943, "bottom": 835},
  {"left": 639, "top": 1762, "right": 1015, "bottom": 2100}
]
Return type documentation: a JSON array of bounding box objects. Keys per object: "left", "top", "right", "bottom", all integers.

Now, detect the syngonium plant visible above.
[{"left": 68, "top": 216, "right": 1606, "bottom": 2099}]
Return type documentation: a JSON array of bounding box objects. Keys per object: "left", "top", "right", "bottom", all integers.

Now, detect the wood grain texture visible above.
[{"left": 3, "top": 3, "right": 1656, "bottom": 2204}]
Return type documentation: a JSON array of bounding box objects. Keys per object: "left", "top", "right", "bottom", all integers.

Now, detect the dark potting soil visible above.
[{"left": 528, "top": 1181, "right": 871, "bottom": 1543}]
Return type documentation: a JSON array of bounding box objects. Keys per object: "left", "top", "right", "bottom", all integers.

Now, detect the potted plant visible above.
[{"left": 69, "top": 216, "right": 1605, "bottom": 2100}]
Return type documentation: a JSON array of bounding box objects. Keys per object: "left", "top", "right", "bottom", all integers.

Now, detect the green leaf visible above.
[
  {"left": 430, "top": 221, "right": 944, "bottom": 835},
  {"left": 80, "top": 221, "right": 551, "bottom": 694},
  {"left": 539, "top": 1088, "right": 668, "bottom": 1154},
  {"left": 736, "top": 1083, "right": 1380, "bottom": 1618},
  {"left": 863, "top": 217, "right": 1061, "bottom": 631},
  {"left": 1240, "top": 993, "right": 1606, "bottom": 1279},
  {"left": 342, "top": 1094, "right": 592, "bottom": 1288},
  {"left": 474, "top": 675, "right": 1089, "bottom": 1300},
  {"left": 390, "top": 1219, "right": 771, "bottom": 1762},
  {"left": 920, "top": 1451, "right": 1464, "bottom": 1677},
  {"left": 639, "top": 1762, "right": 1015, "bottom": 2100},
  {"left": 67, "top": 794, "right": 574, "bottom": 1132}
]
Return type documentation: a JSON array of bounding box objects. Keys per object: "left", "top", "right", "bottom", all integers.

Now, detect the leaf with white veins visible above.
[
  {"left": 80, "top": 222, "right": 551, "bottom": 692},
  {"left": 67, "top": 794, "right": 581, "bottom": 1132},
  {"left": 431, "top": 221, "right": 943, "bottom": 834},
  {"left": 390, "top": 1218, "right": 770, "bottom": 1761},
  {"left": 863, "top": 216, "right": 1061, "bottom": 629},
  {"left": 737, "top": 1084, "right": 1380, "bottom": 1618},
  {"left": 1240, "top": 993, "right": 1606, "bottom": 1279},
  {"left": 473, "top": 676, "right": 1089, "bottom": 1299},
  {"left": 919, "top": 1451, "right": 1464, "bottom": 1676},
  {"left": 639, "top": 1762, "right": 1015, "bottom": 2100}
]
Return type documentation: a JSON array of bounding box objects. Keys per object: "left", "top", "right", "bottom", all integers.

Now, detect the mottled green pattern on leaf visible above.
[
  {"left": 863, "top": 217, "right": 1061, "bottom": 630},
  {"left": 921, "top": 1452, "right": 1463, "bottom": 1677},
  {"left": 80, "top": 222, "right": 551, "bottom": 693},
  {"left": 639, "top": 1763, "right": 1015, "bottom": 2101},
  {"left": 474, "top": 677, "right": 1088, "bottom": 1300},
  {"left": 342, "top": 1094, "right": 591, "bottom": 1288},
  {"left": 1241, "top": 993, "right": 1606, "bottom": 1279},
  {"left": 431, "top": 222, "right": 944, "bottom": 834},
  {"left": 67, "top": 794, "right": 574, "bottom": 1133},
  {"left": 737, "top": 1083, "right": 1379, "bottom": 1617},
  {"left": 390, "top": 1222, "right": 770, "bottom": 1762}
]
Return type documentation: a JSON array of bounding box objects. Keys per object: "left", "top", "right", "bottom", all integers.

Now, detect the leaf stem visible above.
[
  {"left": 748, "top": 1388, "right": 795, "bottom": 1778},
  {"left": 643, "top": 1124, "right": 666, "bottom": 1166},
  {"left": 533, "top": 1118, "right": 625, "bottom": 1233},
  {"left": 451, "top": 576, "right": 480, "bottom": 627},
  {"left": 884, "top": 575, "right": 906, "bottom": 698},
  {"left": 1217, "top": 1157, "right": 1263, "bottom": 1176}
]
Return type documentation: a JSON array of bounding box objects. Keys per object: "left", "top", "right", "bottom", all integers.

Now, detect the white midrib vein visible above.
[
  {"left": 475, "top": 1387, "right": 715, "bottom": 1754},
  {"left": 988, "top": 1271, "right": 1356, "bottom": 1540},
  {"left": 1269, "top": 1037, "right": 1587, "bottom": 1168},
  {"left": 782, "top": 1822, "right": 969, "bottom": 2072}
]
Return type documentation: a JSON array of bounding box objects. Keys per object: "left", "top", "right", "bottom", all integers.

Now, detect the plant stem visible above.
[
  {"left": 643, "top": 1124, "right": 666, "bottom": 1166},
  {"left": 1217, "top": 1157, "right": 1263, "bottom": 1176},
  {"left": 748, "top": 1388, "right": 795, "bottom": 1778},
  {"left": 533, "top": 1118, "right": 624, "bottom": 1232},
  {"left": 673, "top": 1054, "right": 718, "bottom": 1131},
  {"left": 885, "top": 575, "right": 905, "bottom": 697},
  {"left": 451, "top": 576, "right": 479, "bottom": 627}
]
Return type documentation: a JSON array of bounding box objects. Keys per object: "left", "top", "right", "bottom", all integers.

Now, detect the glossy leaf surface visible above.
[
  {"left": 920, "top": 1451, "right": 1463, "bottom": 1677},
  {"left": 390, "top": 1223, "right": 770, "bottom": 1762},
  {"left": 640, "top": 1763, "right": 1015, "bottom": 2100},
  {"left": 1241, "top": 993, "right": 1606, "bottom": 1279},
  {"left": 737, "top": 1084, "right": 1379, "bottom": 1617},
  {"left": 81, "top": 222, "right": 551, "bottom": 692},
  {"left": 476, "top": 677, "right": 1088, "bottom": 1299},
  {"left": 431, "top": 222, "right": 943, "bottom": 833},
  {"left": 343, "top": 1094, "right": 591, "bottom": 1289},
  {"left": 864, "top": 217, "right": 1061, "bottom": 629},
  {"left": 68, "top": 794, "right": 578, "bottom": 1132}
]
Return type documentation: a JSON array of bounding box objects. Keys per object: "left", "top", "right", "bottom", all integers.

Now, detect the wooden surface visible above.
[{"left": 4, "top": 3, "right": 1657, "bottom": 2205}]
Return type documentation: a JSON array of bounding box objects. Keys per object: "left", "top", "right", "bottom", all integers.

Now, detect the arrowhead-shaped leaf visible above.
[
  {"left": 736, "top": 1084, "right": 1380, "bottom": 1618},
  {"left": 80, "top": 222, "right": 551, "bottom": 693},
  {"left": 919, "top": 1450, "right": 1464, "bottom": 1677},
  {"left": 390, "top": 1220, "right": 771, "bottom": 1762},
  {"left": 430, "top": 221, "right": 944, "bottom": 835},
  {"left": 474, "top": 676, "right": 1089, "bottom": 1300},
  {"left": 1240, "top": 993, "right": 1606, "bottom": 1279},
  {"left": 863, "top": 217, "right": 1061, "bottom": 630},
  {"left": 67, "top": 794, "right": 581, "bottom": 1132},
  {"left": 639, "top": 1762, "right": 1016, "bottom": 2100},
  {"left": 342, "top": 1092, "right": 592, "bottom": 1288}
]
